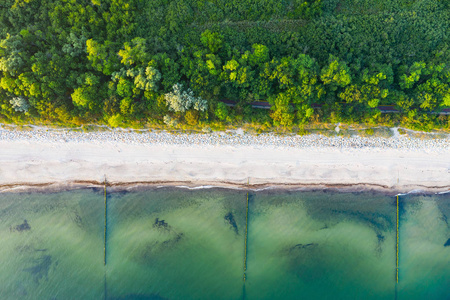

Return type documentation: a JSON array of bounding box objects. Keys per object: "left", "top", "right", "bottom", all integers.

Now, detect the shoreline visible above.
[
  {"left": 1, "top": 181, "right": 450, "bottom": 196},
  {"left": 1, "top": 126, "right": 449, "bottom": 195}
]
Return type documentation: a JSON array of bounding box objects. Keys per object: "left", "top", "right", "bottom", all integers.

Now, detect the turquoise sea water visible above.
[{"left": 0, "top": 188, "right": 448, "bottom": 300}]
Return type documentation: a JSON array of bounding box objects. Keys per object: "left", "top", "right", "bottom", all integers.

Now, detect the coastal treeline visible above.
[{"left": 0, "top": 0, "right": 449, "bottom": 130}]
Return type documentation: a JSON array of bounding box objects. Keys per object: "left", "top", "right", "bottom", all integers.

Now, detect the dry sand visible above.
[{"left": 0, "top": 127, "right": 449, "bottom": 193}]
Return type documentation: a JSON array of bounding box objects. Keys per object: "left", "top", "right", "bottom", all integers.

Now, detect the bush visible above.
[
  {"left": 214, "top": 102, "right": 229, "bottom": 121},
  {"left": 108, "top": 114, "right": 123, "bottom": 127},
  {"left": 185, "top": 110, "right": 199, "bottom": 125}
]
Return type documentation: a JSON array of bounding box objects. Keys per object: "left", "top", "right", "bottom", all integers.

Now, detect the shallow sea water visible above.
[
  {"left": 0, "top": 190, "right": 104, "bottom": 299},
  {"left": 0, "top": 189, "right": 448, "bottom": 300}
]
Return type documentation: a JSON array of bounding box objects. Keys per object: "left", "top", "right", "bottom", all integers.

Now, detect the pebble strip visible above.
[{"left": 0, "top": 125, "right": 449, "bottom": 151}]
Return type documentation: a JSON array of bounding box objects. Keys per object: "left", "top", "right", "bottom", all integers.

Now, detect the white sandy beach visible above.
[{"left": 0, "top": 126, "right": 449, "bottom": 193}]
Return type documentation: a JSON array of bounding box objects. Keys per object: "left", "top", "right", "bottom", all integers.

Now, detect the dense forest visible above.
[{"left": 0, "top": 0, "right": 449, "bottom": 130}]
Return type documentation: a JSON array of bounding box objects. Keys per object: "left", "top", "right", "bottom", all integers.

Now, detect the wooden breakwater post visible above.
[
  {"left": 104, "top": 271, "right": 107, "bottom": 300},
  {"left": 104, "top": 176, "right": 108, "bottom": 266},
  {"left": 396, "top": 195, "right": 399, "bottom": 284},
  {"left": 243, "top": 192, "right": 249, "bottom": 282},
  {"left": 395, "top": 195, "right": 400, "bottom": 300}
]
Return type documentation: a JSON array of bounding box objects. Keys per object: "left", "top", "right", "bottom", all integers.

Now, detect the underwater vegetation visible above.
[
  {"left": 0, "top": 190, "right": 448, "bottom": 300},
  {"left": 23, "top": 254, "right": 53, "bottom": 284},
  {"left": 225, "top": 212, "right": 239, "bottom": 235},
  {"left": 110, "top": 294, "right": 168, "bottom": 300},
  {"left": 10, "top": 219, "right": 31, "bottom": 232},
  {"left": 444, "top": 238, "right": 450, "bottom": 247}
]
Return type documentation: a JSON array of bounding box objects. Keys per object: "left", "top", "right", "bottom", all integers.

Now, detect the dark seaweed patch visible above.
[
  {"left": 153, "top": 218, "right": 169, "bottom": 229},
  {"left": 140, "top": 232, "right": 184, "bottom": 264},
  {"left": 23, "top": 255, "right": 52, "bottom": 284},
  {"left": 161, "top": 233, "right": 184, "bottom": 247},
  {"left": 331, "top": 209, "right": 392, "bottom": 231},
  {"left": 248, "top": 193, "right": 255, "bottom": 204},
  {"left": 441, "top": 214, "right": 448, "bottom": 226},
  {"left": 10, "top": 219, "right": 31, "bottom": 232},
  {"left": 110, "top": 293, "right": 168, "bottom": 300},
  {"left": 90, "top": 187, "right": 103, "bottom": 193},
  {"left": 444, "top": 238, "right": 450, "bottom": 247},
  {"left": 224, "top": 212, "right": 239, "bottom": 235},
  {"left": 289, "top": 243, "right": 318, "bottom": 252},
  {"left": 375, "top": 233, "right": 385, "bottom": 254},
  {"left": 72, "top": 211, "right": 83, "bottom": 227}
]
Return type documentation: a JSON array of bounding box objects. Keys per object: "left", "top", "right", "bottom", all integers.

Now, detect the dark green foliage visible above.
[
  {"left": 214, "top": 102, "right": 230, "bottom": 121},
  {"left": 0, "top": 0, "right": 448, "bottom": 129}
]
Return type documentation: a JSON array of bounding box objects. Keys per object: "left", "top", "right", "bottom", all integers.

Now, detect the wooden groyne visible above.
[
  {"left": 104, "top": 176, "right": 108, "bottom": 266},
  {"left": 243, "top": 192, "right": 249, "bottom": 282},
  {"left": 104, "top": 272, "right": 107, "bottom": 300},
  {"left": 396, "top": 195, "right": 399, "bottom": 283},
  {"left": 395, "top": 195, "right": 400, "bottom": 300}
]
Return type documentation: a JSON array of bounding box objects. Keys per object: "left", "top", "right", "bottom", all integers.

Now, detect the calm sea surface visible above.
[{"left": 0, "top": 189, "right": 448, "bottom": 300}]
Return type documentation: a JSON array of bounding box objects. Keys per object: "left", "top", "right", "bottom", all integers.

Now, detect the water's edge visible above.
[{"left": 1, "top": 181, "right": 449, "bottom": 196}]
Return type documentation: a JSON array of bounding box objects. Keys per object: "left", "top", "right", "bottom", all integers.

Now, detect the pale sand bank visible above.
[{"left": 0, "top": 127, "right": 449, "bottom": 193}]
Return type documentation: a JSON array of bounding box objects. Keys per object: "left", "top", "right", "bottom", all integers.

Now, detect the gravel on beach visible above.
[{"left": 0, "top": 125, "right": 449, "bottom": 151}]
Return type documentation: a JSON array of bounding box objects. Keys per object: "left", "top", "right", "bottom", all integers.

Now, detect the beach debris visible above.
[
  {"left": 23, "top": 255, "right": 52, "bottom": 284},
  {"left": 444, "top": 238, "right": 450, "bottom": 247},
  {"left": 10, "top": 219, "right": 31, "bottom": 232},
  {"left": 224, "top": 212, "right": 239, "bottom": 234}
]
